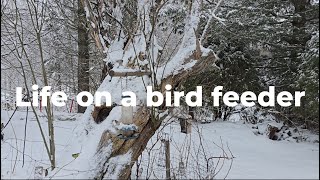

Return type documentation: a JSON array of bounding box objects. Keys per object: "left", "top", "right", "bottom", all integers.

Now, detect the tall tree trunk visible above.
[{"left": 77, "top": 0, "right": 90, "bottom": 113}]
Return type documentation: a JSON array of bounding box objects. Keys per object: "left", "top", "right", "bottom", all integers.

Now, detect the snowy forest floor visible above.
[{"left": 1, "top": 109, "right": 319, "bottom": 179}]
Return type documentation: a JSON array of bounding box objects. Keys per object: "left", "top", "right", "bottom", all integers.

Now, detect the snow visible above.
[
  {"left": 132, "top": 118, "right": 319, "bottom": 179},
  {"left": 1, "top": 109, "right": 318, "bottom": 179},
  {"left": 1, "top": 0, "right": 318, "bottom": 179},
  {"left": 84, "top": 7, "right": 90, "bottom": 19}
]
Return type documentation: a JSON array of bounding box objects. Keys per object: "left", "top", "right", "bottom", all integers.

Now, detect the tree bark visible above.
[{"left": 77, "top": 0, "right": 90, "bottom": 113}]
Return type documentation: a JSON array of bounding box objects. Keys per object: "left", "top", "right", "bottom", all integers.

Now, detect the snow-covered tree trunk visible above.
[{"left": 75, "top": 0, "right": 217, "bottom": 178}]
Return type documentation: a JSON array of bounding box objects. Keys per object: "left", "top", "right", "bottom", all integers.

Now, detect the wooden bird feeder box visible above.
[
  {"left": 179, "top": 118, "right": 192, "bottom": 134},
  {"left": 188, "top": 106, "right": 195, "bottom": 120}
]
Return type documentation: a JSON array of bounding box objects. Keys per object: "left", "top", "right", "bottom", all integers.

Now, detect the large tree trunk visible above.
[
  {"left": 77, "top": 0, "right": 90, "bottom": 113},
  {"left": 77, "top": 0, "right": 217, "bottom": 179},
  {"left": 93, "top": 52, "right": 215, "bottom": 179}
]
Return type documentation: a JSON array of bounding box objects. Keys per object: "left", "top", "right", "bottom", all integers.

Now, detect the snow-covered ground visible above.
[{"left": 1, "top": 109, "right": 319, "bottom": 179}]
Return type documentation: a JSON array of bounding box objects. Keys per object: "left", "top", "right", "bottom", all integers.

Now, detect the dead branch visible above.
[{"left": 109, "top": 70, "right": 152, "bottom": 77}]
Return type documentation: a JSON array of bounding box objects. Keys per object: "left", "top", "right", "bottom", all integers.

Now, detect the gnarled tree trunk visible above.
[
  {"left": 77, "top": 0, "right": 218, "bottom": 179},
  {"left": 94, "top": 52, "right": 215, "bottom": 179}
]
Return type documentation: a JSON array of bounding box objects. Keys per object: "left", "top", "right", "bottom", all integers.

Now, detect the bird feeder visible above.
[
  {"left": 179, "top": 118, "right": 192, "bottom": 134},
  {"left": 120, "top": 98, "right": 133, "bottom": 125},
  {"left": 117, "top": 95, "right": 138, "bottom": 139}
]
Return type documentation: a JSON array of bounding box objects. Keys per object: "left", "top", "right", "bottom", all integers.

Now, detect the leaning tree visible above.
[{"left": 68, "top": 0, "right": 219, "bottom": 179}]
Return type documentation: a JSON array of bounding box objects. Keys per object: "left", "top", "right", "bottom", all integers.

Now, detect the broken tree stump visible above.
[{"left": 266, "top": 123, "right": 280, "bottom": 140}]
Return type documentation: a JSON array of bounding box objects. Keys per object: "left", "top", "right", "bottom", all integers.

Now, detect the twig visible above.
[
  {"left": 2, "top": 105, "right": 20, "bottom": 132},
  {"left": 49, "top": 158, "right": 77, "bottom": 179},
  {"left": 22, "top": 106, "right": 29, "bottom": 167},
  {"left": 224, "top": 142, "right": 234, "bottom": 179},
  {"left": 8, "top": 118, "right": 19, "bottom": 173}
]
